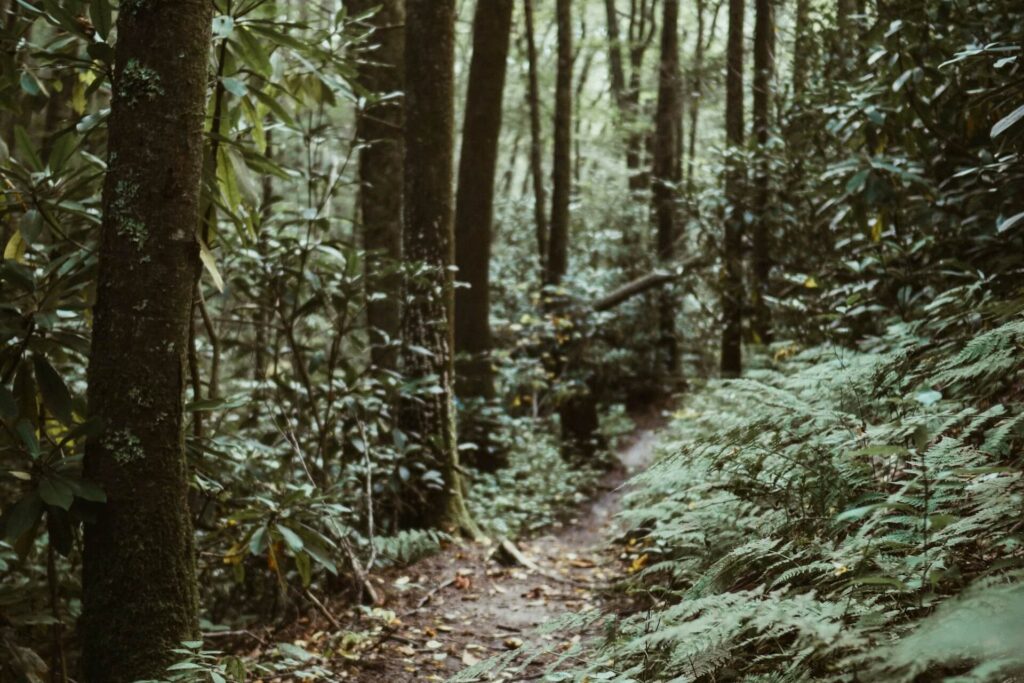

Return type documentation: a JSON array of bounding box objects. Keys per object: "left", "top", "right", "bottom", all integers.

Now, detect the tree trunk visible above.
[
  {"left": 603, "top": 0, "right": 627, "bottom": 110},
  {"left": 81, "top": 1, "right": 211, "bottom": 680},
  {"left": 751, "top": 0, "right": 775, "bottom": 345},
  {"left": 454, "top": 0, "right": 513, "bottom": 399},
  {"left": 792, "top": 0, "right": 812, "bottom": 99},
  {"left": 835, "top": 0, "right": 857, "bottom": 76},
  {"left": 652, "top": 0, "right": 681, "bottom": 374},
  {"left": 454, "top": 0, "right": 514, "bottom": 469},
  {"left": 573, "top": 45, "right": 595, "bottom": 187},
  {"left": 721, "top": 0, "right": 745, "bottom": 377},
  {"left": 685, "top": 0, "right": 707, "bottom": 197},
  {"left": 546, "top": 0, "right": 573, "bottom": 286},
  {"left": 352, "top": 0, "right": 405, "bottom": 372},
  {"left": 625, "top": 0, "right": 657, "bottom": 192},
  {"left": 523, "top": 0, "right": 548, "bottom": 273},
  {"left": 401, "top": 0, "right": 475, "bottom": 533}
]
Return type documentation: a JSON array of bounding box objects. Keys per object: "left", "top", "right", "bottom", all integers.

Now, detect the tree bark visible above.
[
  {"left": 454, "top": 0, "right": 513, "bottom": 404},
  {"left": 751, "top": 0, "right": 775, "bottom": 345},
  {"left": 792, "top": 0, "right": 812, "bottom": 99},
  {"left": 652, "top": 0, "right": 681, "bottom": 374},
  {"left": 546, "top": 0, "right": 573, "bottom": 286},
  {"left": 835, "top": 0, "right": 857, "bottom": 76},
  {"left": 81, "top": 1, "right": 211, "bottom": 680},
  {"left": 625, "top": 0, "right": 658, "bottom": 192},
  {"left": 400, "top": 0, "right": 475, "bottom": 533},
  {"left": 721, "top": 0, "right": 745, "bottom": 377},
  {"left": 603, "top": 0, "right": 628, "bottom": 110},
  {"left": 523, "top": 0, "right": 548, "bottom": 273},
  {"left": 685, "top": 0, "right": 707, "bottom": 197},
  {"left": 352, "top": 0, "right": 405, "bottom": 372}
]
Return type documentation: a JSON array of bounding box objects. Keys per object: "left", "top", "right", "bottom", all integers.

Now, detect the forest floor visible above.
[{"left": 276, "top": 412, "right": 663, "bottom": 681}]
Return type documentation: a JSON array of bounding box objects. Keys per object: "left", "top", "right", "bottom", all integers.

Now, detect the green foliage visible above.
[
  {"left": 467, "top": 413, "right": 602, "bottom": 537},
  {"left": 494, "top": 294, "right": 1024, "bottom": 681},
  {"left": 1, "top": 0, "right": 1020, "bottom": 679},
  {"left": 137, "top": 639, "right": 336, "bottom": 683},
  {"left": 372, "top": 528, "right": 449, "bottom": 567}
]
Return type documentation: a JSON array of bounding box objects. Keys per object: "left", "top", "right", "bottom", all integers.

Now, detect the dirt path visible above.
[{"left": 331, "top": 420, "right": 662, "bottom": 681}]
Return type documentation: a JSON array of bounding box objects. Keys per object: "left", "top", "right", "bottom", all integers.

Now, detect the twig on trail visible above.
[
  {"left": 358, "top": 418, "right": 378, "bottom": 573},
  {"left": 381, "top": 628, "right": 418, "bottom": 647},
  {"left": 305, "top": 588, "right": 344, "bottom": 632},
  {"left": 407, "top": 577, "right": 456, "bottom": 613},
  {"left": 497, "top": 536, "right": 592, "bottom": 588}
]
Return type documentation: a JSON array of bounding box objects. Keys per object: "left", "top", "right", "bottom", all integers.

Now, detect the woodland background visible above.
[{"left": 1, "top": 0, "right": 1023, "bottom": 681}]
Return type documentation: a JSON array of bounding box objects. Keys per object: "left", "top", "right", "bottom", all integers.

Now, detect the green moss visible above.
[
  {"left": 110, "top": 178, "right": 148, "bottom": 249},
  {"left": 104, "top": 428, "right": 145, "bottom": 465},
  {"left": 120, "top": 58, "right": 165, "bottom": 107},
  {"left": 126, "top": 387, "right": 152, "bottom": 407}
]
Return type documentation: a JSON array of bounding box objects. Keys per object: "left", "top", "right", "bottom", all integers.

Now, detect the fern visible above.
[
  {"left": 513, "top": 307, "right": 1024, "bottom": 682},
  {"left": 371, "top": 528, "right": 448, "bottom": 567}
]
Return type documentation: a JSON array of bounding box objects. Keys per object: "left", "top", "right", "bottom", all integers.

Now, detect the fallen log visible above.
[{"left": 592, "top": 255, "right": 709, "bottom": 312}]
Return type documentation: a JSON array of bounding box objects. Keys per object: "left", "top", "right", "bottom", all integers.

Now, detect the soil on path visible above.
[{"left": 263, "top": 414, "right": 662, "bottom": 681}]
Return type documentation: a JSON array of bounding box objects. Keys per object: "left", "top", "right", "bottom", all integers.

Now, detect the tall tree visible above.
[
  {"left": 685, "top": 0, "right": 707, "bottom": 196},
  {"left": 454, "top": 0, "right": 514, "bottom": 406},
  {"left": 652, "top": 0, "right": 682, "bottom": 373},
  {"left": 400, "top": 0, "right": 475, "bottom": 532},
  {"left": 625, "top": 0, "right": 659, "bottom": 191},
  {"left": 721, "top": 0, "right": 745, "bottom": 377},
  {"left": 751, "top": 0, "right": 776, "bottom": 344},
  {"left": 524, "top": 0, "right": 548, "bottom": 272},
  {"left": 792, "top": 0, "right": 812, "bottom": 99},
  {"left": 546, "top": 0, "right": 573, "bottom": 286},
  {"left": 604, "top": 0, "right": 659, "bottom": 192},
  {"left": 835, "top": 0, "right": 857, "bottom": 76},
  {"left": 80, "top": 1, "right": 211, "bottom": 679},
  {"left": 603, "top": 0, "right": 628, "bottom": 110},
  {"left": 352, "top": 0, "right": 405, "bottom": 371}
]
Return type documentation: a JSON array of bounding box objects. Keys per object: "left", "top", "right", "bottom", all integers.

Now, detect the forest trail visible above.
[{"left": 336, "top": 415, "right": 663, "bottom": 681}]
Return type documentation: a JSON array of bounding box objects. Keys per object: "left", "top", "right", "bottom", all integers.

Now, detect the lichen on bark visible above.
[{"left": 80, "top": 1, "right": 212, "bottom": 681}]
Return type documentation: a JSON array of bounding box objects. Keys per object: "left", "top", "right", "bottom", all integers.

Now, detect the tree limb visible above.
[{"left": 592, "top": 255, "right": 708, "bottom": 311}]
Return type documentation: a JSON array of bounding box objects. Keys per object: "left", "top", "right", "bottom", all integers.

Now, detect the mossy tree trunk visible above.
[
  {"left": 546, "top": 0, "right": 573, "bottom": 287},
  {"left": 751, "top": 0, "right": 776, "bottom": 346},
  {"left": 81, "top": 1, "right": 211, "bottom": 680},
  {"left": 652, "top": 0, "right": 681, "bottom": 376},
  {"left": 454, "top": 0, "right": 514, "bottom": 470},
  {"left": 352, "top": 0, "right": 405, "bottom": 372},
  {"left": 400, "top": 0, "right": 476, "bottom": 533},
  {"left": 721, "top": 0, "right": 745, "bottom": 378}
]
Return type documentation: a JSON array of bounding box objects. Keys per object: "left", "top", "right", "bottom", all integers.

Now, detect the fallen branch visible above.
[
  {"left": 497, "top": 536, "right": 589, "bottom": 587},
  {"left": 340, "top": 538, "right": 383, "bottom": 606},
  {"left": 403, "top": 577, "right": 456, "bottom": 614},
  {"left": 305, "top": 588, "right": 344, "bottom": 632},
  {"left": 592, "top": 255, "right": 709, "bottom": 312}
]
